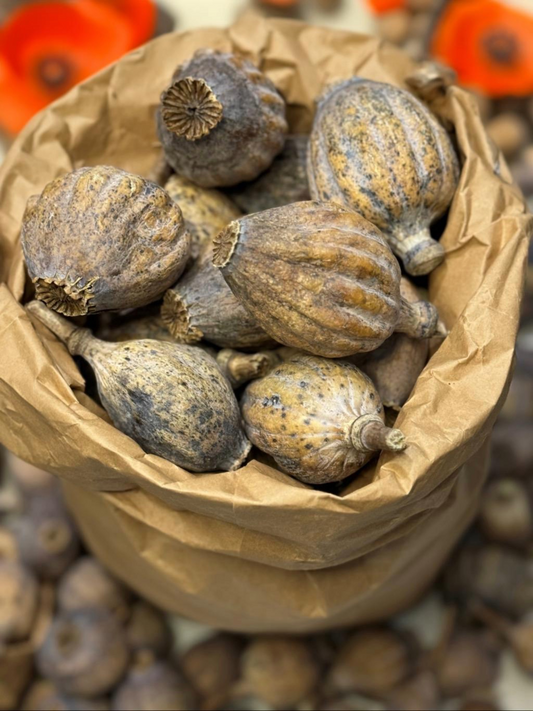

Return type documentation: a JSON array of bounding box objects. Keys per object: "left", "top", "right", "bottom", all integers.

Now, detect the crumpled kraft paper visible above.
[{"left": 0, "top": 14, "right": 531, "bottom": 633}]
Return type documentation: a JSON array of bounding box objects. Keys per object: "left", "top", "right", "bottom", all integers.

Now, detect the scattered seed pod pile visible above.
[
  {"left": 19, "top": 44, "right": 461, "bottom": 485},
  {"left": 2, "top": 441, "right": 533, "bottom": 709}
]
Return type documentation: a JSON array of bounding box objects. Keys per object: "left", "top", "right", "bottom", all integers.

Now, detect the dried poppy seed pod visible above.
[
  {"left": 0, "top": 561, "right": 39, "bottom": 643},
  {"left": 98, "top": 316, "right": 177, "bottom": 344},
  {"left": 236, "top": 636, "right": 320, "bottom": 709},
  {"left": 308, "top": 78, "right": 459, "bottom": 276},
  {"left": 434, "top": 630, "right": 499, "bottom": 698},
  {"left": 478, "top": 478, "right": 533, "bottom": 546},
  {"left": 5, "top": 451, "right": 56, "bottom": 497},
  {"left": 21, "top": 166, "right": 190, "bottom": 317},
  {"left": 228, "top": 135, "right": 310, "bottom": 213},
  {"left": 12, "top": 508, "right": 80, "bottom": 580},
  {"left": 22, "top": 680, "right": 110, "bottom": 711},
  {"left": 327, "top": 627, "right": 413, "bottom": 697},
  {"left": 181, "top": 633, "right": 243, "bottom": 704},
  {"left": 385, "top": 670, "right": 440, "bottom": 711},
  {"left": 57, "top": 557, "right": 131, "bottom": 623},
  {"left": 471, "top": 601, "right": 533, "bottom": 676},
  {"left": 242, "top": 354, "right": 406, "bottom": 485},
  {"left": 36, "top": 609, "right": 129, "bottom": 698},
  {"left": 112, "top": 652, "right": 198, "bottom": 711},
  {"left": 161, "top": 240, "right": 272, "bottom": 350},
  {"left": 353, "top": 278, "right": 430, "bottom": 409},
  {"left": 216, "top": 349, "right": 281, "bottom": 389},
  {"left": 213, "top": 202, "right": 444, "bottom": 358},
  {"left": 165, "top": 174, "right": 241, "bottom": 259},
  {"left": 157, "top": 49, "right": 288, "bottom": 187},
  {"left": 125, "top": 602, "right": 172, "bottom": 658},
  {"left": 27, "top": 301, "right": 250, "bottom": 473}
]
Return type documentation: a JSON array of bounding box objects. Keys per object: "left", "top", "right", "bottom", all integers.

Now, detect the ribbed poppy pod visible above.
[
  {"left": 213, "top": 201, "right": 443, "bottom": 358},
  {"left": 157, "top": 49, "right": 288, "bottom": 187},
  {"left": 308, "top": 78, "right": 459, "bottom": 276},
  {"left": 21, "top": 166, "right": 190, "bottom": 317},
  {"left": 241, "top": 354, "right": 406, "bottom": 485}
]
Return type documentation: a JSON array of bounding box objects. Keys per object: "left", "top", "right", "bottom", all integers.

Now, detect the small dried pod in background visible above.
[
  {"left": 5, "top": 452, "right": 57, "bottom": 497},
  {"left": 157, "top": 49, "right": 288, "bottom": 187},
  {"left": 472, "top": 602, "right": 533, "bottom": 676},
  {"left": 11, "top": 506, "right": 80, "bottom": 580},
  {"left": 36, "top": 608, "right": 129, "bottom": 698},
  {"left": 384, "top": 670, "right": 440, "bottom": 711},
  {"left": 161, "top": 240, "right": 273, "bottom": 350},
  {"left": 353, "top": 278, "right": 430, "bottom": 410},
  {"left": 57, "top": 556, "right": 131, "bottom": 623},
  {"left": 213, "top": 202, "right": 444, "bottom": 358},
  {"left": 478, "top": 478, "right": 533, "bottom": 546},
  {"left": 125, "top": 601, "right": 172, "bottom": 658},
  {"left": 235, "top": 636, "right": 320, "bottom": 709},
  {"left": 216, "top": 349, "right": 280, "bottom": 389},
  {"left": 308, "top": 78, "right": 459, "bottom": 276},
  {"left": 112, "top": 652, "right": 198, "bottom": 711},
  {"left": 22, "top": 680, "right": 110, "bottom": 710},
  {"left": 433, "top": 628, "right": 500, "bottom": 698},
  {"left": 0, "top": 560, "right": 39, "bottom": 643},
  {"left": 486, "top": 112, "right": 530, "bottom": 159},
  {"left": 242, "top": 354, "right": 406, "bottom": 484},
  {"left": 21, "top": 166, "right": 190, "bottom": 317},
  {"left": 228, "top": 135, "right": 310, "bottom": 213},
  {"left": 27, "top": 302, "right": 251, "bottom": 473},
  {"left": 181, "top": 633, "right": 243, "bottom": 705},
  {"left": 327, "top": 626, "right": 413, "bottom": 697},
  {"left": 165, "top": 174, "right": 241, "bottom": 258}
]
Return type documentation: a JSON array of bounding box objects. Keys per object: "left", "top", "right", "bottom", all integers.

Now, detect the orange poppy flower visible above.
[
  {"left": 431, "top": 0, "right": 533, "bottom": 98},
  {"left": 0, "top": 0, "right": 155, "bottom": 136},
  {"left": 86, "top": 0, "right": 156, "bottom": 46},
  {"left": 366, "top": 0, "right": 405, "bottom": 13}
]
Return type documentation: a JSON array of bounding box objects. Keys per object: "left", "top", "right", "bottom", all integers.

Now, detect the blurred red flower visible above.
[{"left": 0, "top": 0, "right": 156, "bottom": 135}]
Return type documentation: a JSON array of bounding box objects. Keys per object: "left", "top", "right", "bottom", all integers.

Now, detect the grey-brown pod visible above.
[
  {"left": 22, "top": 680, "right": 110, "bottom": 711},
  {"left": 165, "top": 174, "right": 241, "bottom": 259},
  {"left": 181, "top": 633, "right": 244, "bottom": 703},
  {"left": 213, "top": 201, "right": 445, "bottom": 358},
  {"left": 161, "top": 240, "right": 273, "bottom": 350},
  {"left": 241, "top": 354, "right": 406, "bottom": 484},
  {"left": 57, "top": 556, "right": 132, "bottom": 623},
  {"left": 21, "top": 166, "right": 190, "bottom": 317},
  {"left": 308, "top": 78, "right": 459, "bottom": 276},
  {"left": 98, "top": 316, "right": 177, "bottom": 344},
  {"left": 157, "top": 49, "right": 288, "bottom": 187},
  {"left": 112, "top": 653, "right": 198, "bottom": 711},
  {"left": 125, "top": 602, "right": 172, "bottom": 658},
  {"left": 351, "top": 278, "right": 430, "bottom": 409},
  {"left": 27, "top": 301, "right": 251, "bottom": 473},
  {"left": 36, "top": 608, "right": 129, "bottom": 698},
  {"left": 0, "top": 560, "right": 39, "bottom": 643},
  {"left": 228, "top": 135, "right": 310, "bottom": 213}
]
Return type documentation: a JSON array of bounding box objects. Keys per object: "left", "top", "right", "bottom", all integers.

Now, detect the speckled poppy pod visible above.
[
  {"left": 21, "top": 166, "right": 190, "bottom": 317},
  {"left": 307, "top": 77, "right": 460, "bottom": 276},
  {"left": 213, "top": 201, "right": 445, "bottom": 358},
  {"left": 156, "top": 49, "right": 288, "bottom": 187},
  {"left": 26, "top": 301, "right": 251, "bottom": 473},
  {"left": 241, "top": 354, "right": 406, "bottom": 485}
]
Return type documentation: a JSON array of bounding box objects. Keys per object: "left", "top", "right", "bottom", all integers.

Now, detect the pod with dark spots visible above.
[
  {"left": 125, "top": 602, "right": 172, "bottom": 658},
  {"left": 11, "top": 508, "right": 80, "bottom": 580},
  {"left": 213, "top": 201, "right": 444, "bottom": 358},
  {"left": 327, "top": 627, "right": 413, "bottom": 697},
  {"left": 165, "top": 174, "right": 241, "bottom": 259},
  {"left": 216, "top": 349, "right": 281, "bottom": 389},
  {"left": 181, "top": 633, "right": 243, "bottom": 704},
  {"left": 478, "top": 478, "right": 533, "bottom": 546},
  {"left": 236, "top": 636, "right": 320, "bottom": 709},
  {"left": 0, "top": 561, "right": 39, "bottom": 643},
  {"left": 57, "top": 556, "right": 132, "bottom": 623},
  {"left": 241, "top": 354, "right": 406, "bottom": 485},
  {"left": 307, "top": 78, "right": 460, "bottom": 276},
  {"left": 351, "top": 278, "right": 430, "bottom": 409},
  {"left": 161, "top": 240, "right": 273, "bottom": 350},
  {"left": 37, "top": 609, "right": 129, "bottom": 698},
  {"left": 21, "top": 166, "right": 190, "bottom": 317},
  {"left": 157, "top": 49, "right": 288, "bottom": 187},
  {"left": 26, "top": 301, "right": 250, "bottom": 473},
  {"left": 111, "top": 652, "right": 198, "bottom": 711},
  {"left": 228, "top": 135, "right": 310, "bottom": 213}
]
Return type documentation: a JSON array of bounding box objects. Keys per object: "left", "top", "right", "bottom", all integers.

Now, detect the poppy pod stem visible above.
[
  {"left": 350, "top": 414, "right": 406, "bottom": 453},
  {"left": 396, "top": 297, "right": 446, "bottom": 339},
  {"left": 216, "top": 349, "right": 279, "bottom": 388},
  {"left": 161, "top": 77, "right": 223, "bottom": 141},
  {"left": 394, "top": 227, "right": 445, "bottom": 277}
]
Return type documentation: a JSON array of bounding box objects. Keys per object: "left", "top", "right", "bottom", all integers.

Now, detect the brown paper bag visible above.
[{"left": 0, "top": 15, "right": 531, "bottom": 633}]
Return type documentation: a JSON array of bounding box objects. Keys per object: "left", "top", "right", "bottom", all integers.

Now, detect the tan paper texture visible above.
[{"left": 0, "top": 15, "right": 531, "bottom": 632}]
